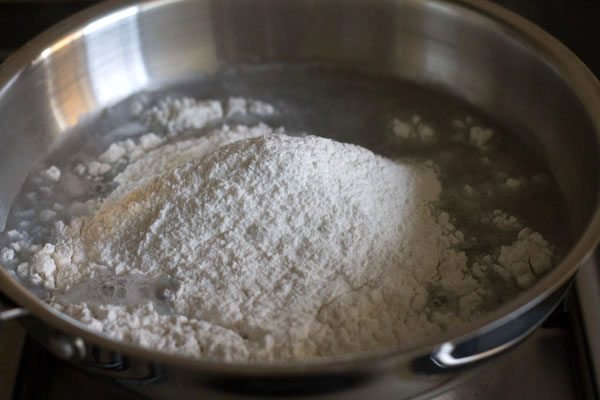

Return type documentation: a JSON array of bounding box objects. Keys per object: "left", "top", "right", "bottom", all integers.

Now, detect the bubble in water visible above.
[
  {"left": 427, "top": 289, "right": 457, "bottom": 313},
  {"left": 139, "top": 284, "right": 152, "bottom": 297},
  {"left": 57, "top": 273, "right": 176, "bottom": 315},
  {"left": 98, "top": 282, "right": 116, "bottom": 297},
  {"left": 155, "top": 283, "right": 170, "bottom": 300},
  {"left": 116, "top": 286, "right": 128, "bottom": 299}
]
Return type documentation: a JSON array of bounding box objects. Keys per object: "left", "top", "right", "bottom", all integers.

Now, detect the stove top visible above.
[{"left": 0, "top": 1, "right": 599, "bottom": 399}]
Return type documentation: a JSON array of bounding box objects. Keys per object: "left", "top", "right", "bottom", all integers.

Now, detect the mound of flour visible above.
[
  {"left": 4, "top": 95, "right": 556, "bottom": 363},
  {"left": 36, "top": 133, "right": 486, "bottom": 362},
  {"left": 0, "top": 98, "right": 554, "bottom": 362}
]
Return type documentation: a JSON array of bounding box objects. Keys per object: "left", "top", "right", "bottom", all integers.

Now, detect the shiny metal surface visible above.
[
  {"left": 437, "top": 328, "right": 578, "bottom": 400},
  {"left": 0, "top": 293, "right": 27, "bottom": 322},
  {"left": 0, "top": 0, "right": 599, "bottom": 398},
  {"left": 430, "top": 282, "right": 570, "bottom": 368}
]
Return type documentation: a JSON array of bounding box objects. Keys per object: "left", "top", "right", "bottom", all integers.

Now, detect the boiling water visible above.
[
  {"left": 58, "top": 272, "right": 175, "bottom": 315},
  {"left": 0, "top": 66, "right": 572, "bottom": 315}
]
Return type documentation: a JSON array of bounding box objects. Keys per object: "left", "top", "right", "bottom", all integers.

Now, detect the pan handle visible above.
[
  {"left": 0, "top": 293, "right": 28, "bottom": 322},
  {"left": 435, "top": 280, "right": 572, "bottom": 368},
  {"left": 413, "top": 279, "right": 572, "bottom": 373}
]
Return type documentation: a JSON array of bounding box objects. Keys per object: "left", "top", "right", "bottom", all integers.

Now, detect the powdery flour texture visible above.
[
  {"left": 3, "top": 97, "right": 555, "bottom": 363},
  {"left": 41, "top": 134, "right": 480, "bottom": 362}
]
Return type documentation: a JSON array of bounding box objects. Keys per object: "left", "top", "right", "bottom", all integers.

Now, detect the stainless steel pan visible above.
[{"left": 0, "top": 0, "right": 599, "bottom": 398}]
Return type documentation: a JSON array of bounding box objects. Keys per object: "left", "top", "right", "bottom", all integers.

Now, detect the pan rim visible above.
[{"left": 0, "top": 0, "right": 599, "bottom": 375}]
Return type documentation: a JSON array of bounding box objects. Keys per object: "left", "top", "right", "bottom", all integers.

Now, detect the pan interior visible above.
[
  {"left": 0, "top": 0, "right": 598, "bottom": 365},
  {"left": 0, "top": 64, "right": 573, "bottom": 361}
]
